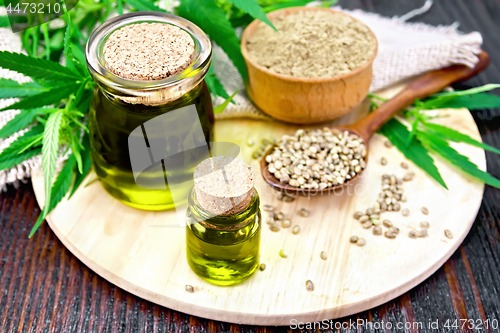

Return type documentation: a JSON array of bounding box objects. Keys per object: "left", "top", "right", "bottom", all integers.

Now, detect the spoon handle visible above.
[{"left": 352, "top": 50, "right": 490, "bottom": 140}]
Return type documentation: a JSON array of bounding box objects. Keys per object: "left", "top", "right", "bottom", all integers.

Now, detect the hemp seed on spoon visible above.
[{"left": 265, "top": 128, "right": 367, "bottom": 189}]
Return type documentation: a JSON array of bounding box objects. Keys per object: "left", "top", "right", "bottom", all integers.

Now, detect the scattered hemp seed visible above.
[
  {"left": 384, "top": 231, "right": 396, "bottom": 239},
  {"left": 281, "top": 219, "right": 292, "bottom": 228},
  {"left": 409, "top": 230, "right": 418, "bottom": 238},
  {"left": 279, "top": 249, "right": 288, "bottom": 258},
  {"left": 320, "top": 251, "right": 328, "bottom": 260},
  {"left": 402, "top": 208, "right": 410, "bottom": 217},
  {"left": 284, "top": 195, "right": 295, "bottom": 203},
  {"left": 418, "top": 229, "right": 428, "bottom": 237},
  {"left": 350, "top": 235, "right": 359, "bottom": 243},
  {"left": 357, "top": 238, "right": 367, "bottom": 246},
  {"left": 420, "top": 221, "right": 430, "bottom": 229},
  {"left": 353, "top": 211, "right": 364, "bottom": 219},
  {"left": 422, "top": 207, "right": 429, "bottom": 215},
  {"left": 359, "top": 215, "right": 370, "bottom": 223},
  {"left": 269, "top": 224, "right": 280, "bottom": 232},
  {"left": 259, "top": 263, "right": 266, "bottom": 271},
  {"left": 185, "top": 285, "right": 194, "bottom": 293},
  {"left": 263, "top": 205, "right": 274, "bottom": 212},
  {"left": 381, "top": 157, "right": 388, "bottom": 166},
  {"left": 444, "top": 229, "right": 453, "bottom": 239},
  {"left": 299, "top": 208, "right": 309, "bottom": 217},
  {"left": 384, "top": 140, "right": 393, "bottom": 148},
  {"left": 362, "top": 221, "right": 373, "bottom": 229},
  {"left": 247, "top": 139, "right": 255, "bottom": 147},
  {"left": 383, "top": 220, "right": 393, "bottom": 228},
  {"left": 292, "top": 225, "right": 300, "bottom": 235},
  {"left": 401, "top": 162, "right": 409, "bottom": 169},
  {"left": 403, "top": 173, "right": 414, "bottom": 181},
  {"left": 389, "top": 227, "right": 400, "bottom": 234},
  {"left": 373, "top": 226, "right": 383, "bottom": 235},
  {"left": 306, "top": 280, "right": 314, "bottom": 292},
  {"left": 276, "top": 212, "right": 285, "bottom": 220}
]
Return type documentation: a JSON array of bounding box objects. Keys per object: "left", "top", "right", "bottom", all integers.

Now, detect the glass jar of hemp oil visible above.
[
  {"left": 86, "top": 12, "right": 214, "bottom": 211},
  {"left": 186, "top": 157, "right": 261, "bottom": 286}
]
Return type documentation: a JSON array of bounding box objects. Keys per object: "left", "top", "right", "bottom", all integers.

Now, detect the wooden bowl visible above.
[{"left": 241, "top": 7, "right": 378, "bottom": 124}]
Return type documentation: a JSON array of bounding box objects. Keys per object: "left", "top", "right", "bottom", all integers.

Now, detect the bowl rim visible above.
[{"left": 241, "top": 6, "right": 379, "bottom": 83}]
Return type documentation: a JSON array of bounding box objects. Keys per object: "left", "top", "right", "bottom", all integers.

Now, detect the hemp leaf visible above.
[
  {"left": 178, "top": 0, "right": 248, "bottom": 81},
  {"left": 417, "top": 131, "right": 500, "bottom": 189},
  {"left": 0, "top": 83, "right": 81, "bottom": 111},
  {"left": 380, "top": 118, "right": 447, "bottom": 189},
  {"left": 0, "top": 51, "right": 82, "bottom": 81},
  {"left": 30, "top": 152, "right": 77, "bottom": 237},
  {"left": 214, "top": 90, "right": 240, "bottom": 114},
  {"left": 422, "top": 122, "right": 500, "bottom": 155},
  {"left": 0, "top": 107, "right": 56, "bottom": 139},
  {"left": 226, "top": 0, "right": 277, "bottom": 31},
  {"left": 41, "top": 110, "right": 64, "bottom": 225},
  {"left": 0, "top": 78, "right": 49, "bottom": 99}
]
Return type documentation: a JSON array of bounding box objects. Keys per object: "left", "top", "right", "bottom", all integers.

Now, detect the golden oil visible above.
[
  {"left": 186, "top": 188, "right": 261, "bottom": 286},
  {"left": 89, "top": 81, "right": 213, "bottom": 210}
]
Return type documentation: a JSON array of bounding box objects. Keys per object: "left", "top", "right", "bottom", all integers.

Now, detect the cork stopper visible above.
[
  {"left": 103, "top": 22, "right": 195, "bottom": 81},
  {"left": 194, "top": 157, "right": 255, "bottom": 216}
]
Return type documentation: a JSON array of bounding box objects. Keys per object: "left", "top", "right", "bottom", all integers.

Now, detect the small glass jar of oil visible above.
[
  {"left": 85, "top": 12, "right": 214, "bottom": 211},
  {"left": 186, "top": 157, "right": 261, "bottom": 286}
]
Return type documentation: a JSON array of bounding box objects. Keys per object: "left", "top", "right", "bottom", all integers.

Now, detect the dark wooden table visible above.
[{"left": 2, "top": 0, "right": 500, "bottom": 332}]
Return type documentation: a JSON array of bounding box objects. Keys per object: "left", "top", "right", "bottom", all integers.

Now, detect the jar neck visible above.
[
  {"left": 188, "top": 188, "right": 260, "bottom": 229},
  {"left": 86, "top": 12, "right": 212, "bottom": 106}
]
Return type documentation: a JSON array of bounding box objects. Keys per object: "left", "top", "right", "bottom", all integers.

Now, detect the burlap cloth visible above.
[{"left": 0, "top": 3, "right": 483, "bottom": 189}]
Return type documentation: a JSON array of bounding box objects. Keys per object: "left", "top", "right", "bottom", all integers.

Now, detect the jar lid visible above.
[
  {"left": 86, "top": 12, "right": 212, "bottom": 105},
  {"left": 194, "top": 157, "right": 255, "bottom": 216}
]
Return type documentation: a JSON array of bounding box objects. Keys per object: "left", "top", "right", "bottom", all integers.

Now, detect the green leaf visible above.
[
  {"left": 226, "top": 0, "right": 276, "bottom": 30},
  {"left": 123, "top": 0, "right": 163, "bottom": 11},
  {"left": 0, "top": 78, "right": 50, "bottom": 99},
  {"left": 0, "top": 15, "right": 27, "bottom": 28},
  {"left": 433, "top": 84, "right": 500, "bottom": 98},
  {"left": 0, "top": 16, "right": 10, "bottom": 28},
  {"left": 0, "top": 146, "right": 42, "bottom": 172},
  {"left": 380, "top": 118, "right": 447, "bottom": 189},
  {"left": 422, "top": 84, "right": 500, "bottom": 110},
  {"left": 417, "top": 130, "right": 500, "bottom": 189},
  {"left": 69, "top": 132, "right": 91, "bottom": 198},
  {"left": 0, "top": 125, "right": 44, "bottom": 171},
  {"left": 262, "top": 0, "right": 325, "bottom": 12},
  {"left": 214, "top": 90, "right": 239, "bottom": 113},
  {"left": 0, "top": 107, "right": 55, "bottom": 139},
  {"left": 205, "top": 65, "right": 231, "bottom": 100},
  {"left": 70, "top": 131, "right": 83, "bottom": 173},
  {"left": 0, "top": 83, "right": 80, "bottom": 111},
  {"left": 178, "top": 0, "right": 248, "bottom": 81},
  {"left": 422, "top": 122, "right": 500, "bottom": 155},
  {"left": 30, "top": 153, "right": 77, "bottom": 237},
  {"left": 0, "top": 51, "right": 81, "bottom": 82},
  {"left": 422, "top": 93, "right": 500, "bottom": 111},
  {"left": 41, "top": 110, "right": 64, "bottom": 222},
  {"left": 64, "top": 16, "right": 74, "bottom": 69}
]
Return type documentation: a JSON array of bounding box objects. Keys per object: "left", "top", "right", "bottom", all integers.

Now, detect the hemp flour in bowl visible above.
[{"left": 241, "top": 7, "right": 378, "bottom": 124}]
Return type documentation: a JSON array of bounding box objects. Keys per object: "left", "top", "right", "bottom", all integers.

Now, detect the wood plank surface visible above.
[{"left": 1, "top": 0, "right": 500, "bottom": 332}]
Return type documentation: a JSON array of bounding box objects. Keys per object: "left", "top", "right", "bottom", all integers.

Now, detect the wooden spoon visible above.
[{"left": 261, "top": 50, "right": 491, "bottom": 196}]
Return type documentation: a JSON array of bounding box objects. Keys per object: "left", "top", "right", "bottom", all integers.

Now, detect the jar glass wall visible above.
[
  {"left": 186, "top": 188, "right": 262, "bottom": 286},
  {"left": 86, "top": 12, "right": 214, "bottom": 211}
]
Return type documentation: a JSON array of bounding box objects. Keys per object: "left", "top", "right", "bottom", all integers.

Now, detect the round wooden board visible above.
[{"left": 32, "top": 85, "right": 486, "bottom": 326}]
